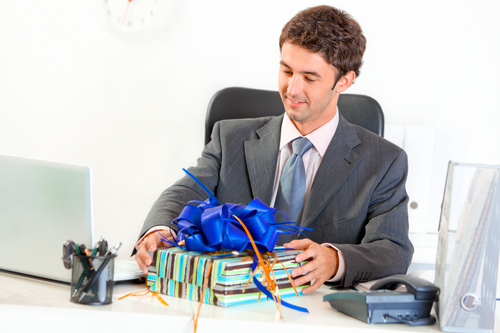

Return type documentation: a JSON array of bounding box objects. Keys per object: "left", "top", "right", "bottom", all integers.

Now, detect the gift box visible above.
[{"left": 147, "top": 246, "right": 309, "bottom": 307}]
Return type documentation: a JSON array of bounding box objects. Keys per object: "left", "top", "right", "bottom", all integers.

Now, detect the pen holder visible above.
[{"left": 70, "top": 254, "right": 116, "bottom": 305}]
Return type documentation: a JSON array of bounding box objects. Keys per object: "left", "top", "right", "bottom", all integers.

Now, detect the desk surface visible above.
[{"left": 0, "top": 271, "right": 498, "bottom": 333}]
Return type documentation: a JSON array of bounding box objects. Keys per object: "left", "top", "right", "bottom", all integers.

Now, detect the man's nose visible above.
[{"left": 287, "top": 75, "right": 303, "bottom": 96}]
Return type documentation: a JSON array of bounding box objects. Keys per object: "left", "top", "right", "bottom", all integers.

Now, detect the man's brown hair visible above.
[{"left": 279, "top": 6, "right": 366, "bottom": 84}]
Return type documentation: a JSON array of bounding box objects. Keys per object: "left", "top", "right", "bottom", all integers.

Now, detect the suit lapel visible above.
[
  {"left": 244, "top": 116, "right": 283, "bottom": 205},
  {"left": 301, "top": 116, "right": 362, "bottom": 228}
]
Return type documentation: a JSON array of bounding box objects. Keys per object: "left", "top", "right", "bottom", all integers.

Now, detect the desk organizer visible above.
[
  {"left": 146, "top": 247, "right": 308, "bottom": 307},
  {"left": 70, "top": 254, "right": 115, "bottom": 305}
]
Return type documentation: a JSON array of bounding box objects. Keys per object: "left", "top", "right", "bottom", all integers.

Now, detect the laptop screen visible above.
[{"left": 0, "top": 154, "right": 94, "bottom": 283}]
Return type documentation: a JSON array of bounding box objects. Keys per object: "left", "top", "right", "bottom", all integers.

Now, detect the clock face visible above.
[
  {"left": 102, "top": 0, "right": 163, "bottom": 32},
  {"left": 89, "top": 0, "right": 173, "bottom": 41}
]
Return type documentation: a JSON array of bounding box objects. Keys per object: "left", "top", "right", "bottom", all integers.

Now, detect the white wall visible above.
[{"left": 1, "top": 1, "right": 499, "bottom": 260}]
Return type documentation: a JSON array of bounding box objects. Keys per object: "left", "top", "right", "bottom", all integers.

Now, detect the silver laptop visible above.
[{"left": 0, "top": 154, "right": 145, "bottom": 284}]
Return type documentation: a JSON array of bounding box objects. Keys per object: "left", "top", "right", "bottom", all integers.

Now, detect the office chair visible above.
[{"left": 204, "top": 87, "right": 384, "bottom": 145}]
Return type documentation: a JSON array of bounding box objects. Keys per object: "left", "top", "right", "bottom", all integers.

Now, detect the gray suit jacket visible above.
[{"left": 138, "top": 114, "right": 413, "bottom": 287}]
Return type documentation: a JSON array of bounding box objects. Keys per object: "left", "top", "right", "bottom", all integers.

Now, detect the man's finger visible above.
[
  {"left": 135, "top": 247, "right": 150, "bottom": 274},
  {"left": 284, "top": 238, "right": 313, "bottom": 250},
  {"left": 134, "top": 256, "right": 147, "bottom": 275},
  {"left": 293, "top": 269, "right": 319, "bottom": 287},
  {"left": 138, "top": 240, "right": 156, "bottom": 269},
  {"left": 295, "top": 243, "right": 320, "bottom": 262},
  {"left": 291, "top": 259, "right": 321, "bottom": 282},
  {"left": 149, "top": 241, "right": 157, "bottom": 254},
  {"left": 135, "top": 231, "right": 174, "bottom": 275},
  {"left": 160, "top": 236, "right": 174, "bottom": 248},
  {"left": 301, "top": 276, "right": 325, "bottom": 294},
  {"left": 291, "top": 259, "right": 317, "bottom": 277}
]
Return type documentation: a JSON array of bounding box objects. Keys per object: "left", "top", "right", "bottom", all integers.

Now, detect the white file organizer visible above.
[{"left": 435, "top": 162, "right": 500, "bottom": 333}]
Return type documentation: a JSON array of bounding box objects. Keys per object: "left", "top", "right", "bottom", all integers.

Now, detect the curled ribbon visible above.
[{"left": 158, "top": 168, "right": 311, "bottom": 314}]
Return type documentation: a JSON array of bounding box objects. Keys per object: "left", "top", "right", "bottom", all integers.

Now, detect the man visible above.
[{"left": 134, "top": 5, "right": 413, "bottom": 293}]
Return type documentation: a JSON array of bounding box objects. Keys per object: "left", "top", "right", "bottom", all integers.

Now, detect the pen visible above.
[
  {"left": 75, "top": 244, "right": 90, "bottom": 274},
  {"left": 99, "top": 239, "right": 108, "bottom": 256},
  {"left": 72, "top": 244, "right": 87, "bottom": 299},
  {"left": 95, "top": 237, "right": 107, "bottom": 302},
  {"left": 97, "top": 238, "right": 109, "bottom": 301},
  {"left": 88, "top": 239, "right": 106, "bottom": 301},
  {"left": 91, "top": 236, "right": 105, "bottom": 256},
  {"left": 105, "top": 242, "right": 121, "bottom": 257},
  {"left": 81, "top": 244, "right": 94, "bottom": 271},
  {"left": 71, "top": 244, "right": 97, "bottom": 299},
  {"left": 76, "top": 242, "right": 122, "bottom": 302}
]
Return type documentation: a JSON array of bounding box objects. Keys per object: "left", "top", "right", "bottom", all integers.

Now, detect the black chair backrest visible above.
[{"left": 205, "top": 87, "right": 384, "bottom": 145}]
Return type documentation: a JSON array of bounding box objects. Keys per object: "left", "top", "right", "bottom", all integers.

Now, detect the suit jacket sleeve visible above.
[{"left": 333, "top": 149, "right": 413, "bottom": 287}]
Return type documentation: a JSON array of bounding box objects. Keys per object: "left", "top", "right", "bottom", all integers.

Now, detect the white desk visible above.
[{"left": 0, "top": 272, "right": 497, "bottom": 333}]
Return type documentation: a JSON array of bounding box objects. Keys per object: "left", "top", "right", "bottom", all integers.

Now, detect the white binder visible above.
[{"left": 435, "top": 162, "right": 500, "bottom": 333}]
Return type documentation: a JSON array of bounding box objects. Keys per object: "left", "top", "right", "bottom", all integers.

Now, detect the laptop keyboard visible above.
[{"left": 114, "top": 260, "right": 146, "bottom": 282}]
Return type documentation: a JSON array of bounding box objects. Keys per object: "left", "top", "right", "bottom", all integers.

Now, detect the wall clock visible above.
[{"left": 89, "top": 0, "right": 173, "bottom": 42}]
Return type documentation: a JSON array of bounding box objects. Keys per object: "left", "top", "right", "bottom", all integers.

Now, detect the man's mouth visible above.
[{"left": 287, "top": 97, "right": 306, "bottom": 107}]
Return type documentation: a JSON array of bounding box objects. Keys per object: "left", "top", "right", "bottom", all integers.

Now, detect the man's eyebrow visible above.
[
  {"left": 279, "top": 60, "right": 321, "bottom": 77},
  {"left": 279, "top": 60, "right": 291, "bottom": 69}
]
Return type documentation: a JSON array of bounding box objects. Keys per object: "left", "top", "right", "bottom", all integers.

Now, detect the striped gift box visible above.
[{"left": 146, "top": 247, "right": 309, "bottom": 307}]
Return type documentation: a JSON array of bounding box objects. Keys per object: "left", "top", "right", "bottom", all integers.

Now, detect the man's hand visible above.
[
  {"left": 135, "top": 230, "right": 174, "bottom": 275},
  {"left": 284, "top": 239, "right": 339, "bottom": 294}
]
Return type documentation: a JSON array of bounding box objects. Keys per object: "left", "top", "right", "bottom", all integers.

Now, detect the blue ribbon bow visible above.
[{"left": 167, "top": 169, "right": 311, "bottom": 254}]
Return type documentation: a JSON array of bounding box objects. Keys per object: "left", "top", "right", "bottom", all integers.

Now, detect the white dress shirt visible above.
[{"left": 271, "top": 111, "right": 345, "bottom": 282}]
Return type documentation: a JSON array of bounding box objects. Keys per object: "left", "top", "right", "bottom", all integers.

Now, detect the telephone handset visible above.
[
  {"left": 324, "top": 274, "right": 439, "bottom": 326},
  {"left": 371, "top": 274, "right": 439, "bottom": 300}
]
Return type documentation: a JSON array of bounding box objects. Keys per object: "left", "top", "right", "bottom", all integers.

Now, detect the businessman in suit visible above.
[{"left": 134, "top": 5, "right": 413, "bottom": 292}]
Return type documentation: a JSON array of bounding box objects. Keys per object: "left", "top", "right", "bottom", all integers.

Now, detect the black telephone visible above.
[{"left": 323, "top": 274, "right": 439, "bottom": 326}]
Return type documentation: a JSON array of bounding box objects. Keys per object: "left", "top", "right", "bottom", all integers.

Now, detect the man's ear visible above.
[{"left": 335, "top": 71, "right": 356, "bottom": 93}]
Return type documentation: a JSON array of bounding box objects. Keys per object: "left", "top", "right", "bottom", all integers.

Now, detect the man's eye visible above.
[
  {"left": 283, "top": 70, "right": 292, "bottom": 75},
  {"left": 305, "top": 77, "right": 315, "bottom": 82}
]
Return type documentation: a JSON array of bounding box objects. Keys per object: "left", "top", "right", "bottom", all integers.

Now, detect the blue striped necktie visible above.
[{"left": 274, "top": 137, "right": 313, "bottom": 244}]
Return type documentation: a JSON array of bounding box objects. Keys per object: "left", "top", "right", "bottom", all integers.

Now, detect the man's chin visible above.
[{"left": 285, "top": 110, "right": 308, "bottom": 123}]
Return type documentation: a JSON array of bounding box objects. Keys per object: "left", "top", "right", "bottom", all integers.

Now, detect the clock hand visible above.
[{"left": 121, "top": 0, "right": 132, "bottom": 27}]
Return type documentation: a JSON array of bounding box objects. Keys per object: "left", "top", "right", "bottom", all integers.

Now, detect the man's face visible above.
[{"left": 278, "top": 42, "right": 339, "bottom": 135}]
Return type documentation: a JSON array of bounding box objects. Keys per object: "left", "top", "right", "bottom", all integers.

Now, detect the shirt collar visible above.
[{"left": 279, "top": 109, "right": 339, "bottom": 158}]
